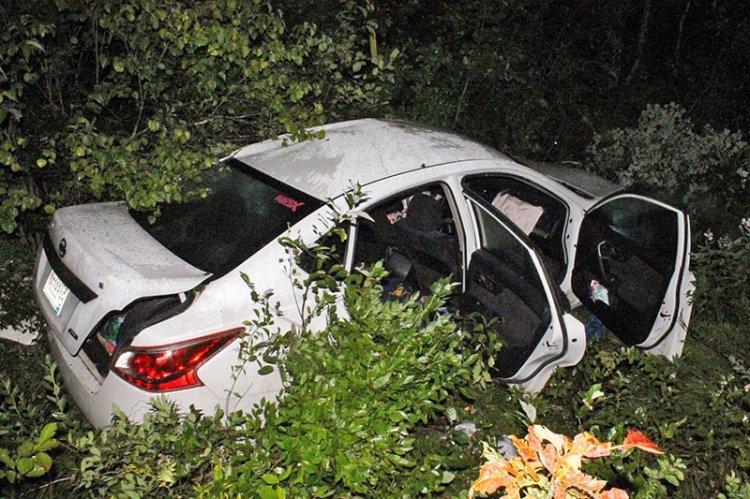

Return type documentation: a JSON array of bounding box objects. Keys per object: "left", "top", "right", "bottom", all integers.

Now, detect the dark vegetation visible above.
[{"left": 1, "top": 0, "right": 749, "bottom": 496}]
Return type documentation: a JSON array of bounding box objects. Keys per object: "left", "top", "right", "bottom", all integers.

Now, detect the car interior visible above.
[
  {"left": 459, "top": 200, "right": 553, "bottom": 377},
  {"left": 353, "top": 185, "right": 461, "bottom": 298},
  {"left": 571, "top": 198, "right": 679, "bottom": 345},
  {"left": 350, "top": 183, "right": 554, "bottom": 378},
  {"left": 462, "top": 175, "right": 568, "bottom": 284}
]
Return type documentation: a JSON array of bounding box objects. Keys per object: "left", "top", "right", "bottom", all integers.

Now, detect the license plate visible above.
[{"left": 43, "top": 269, "right": 70, "bottom": 316}]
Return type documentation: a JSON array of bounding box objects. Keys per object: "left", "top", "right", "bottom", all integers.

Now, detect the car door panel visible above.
[
  {"left": 463, "top": 248, "right": 547, "bottom": 377},
  {"left": 462, "top": 196, "right": 585, "bottom": 388},
  {"left": 572, "top": 194, "right": 693, "bottom": 356}
]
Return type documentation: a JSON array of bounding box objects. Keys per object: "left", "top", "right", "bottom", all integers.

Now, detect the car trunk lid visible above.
[{"left": 37, "top": 202, "right": 209, "bottom": 356}]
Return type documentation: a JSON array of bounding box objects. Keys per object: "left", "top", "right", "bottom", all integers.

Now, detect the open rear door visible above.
[
  {"left": 571, "top": 194, "right": 694, "bottom": 358},
  {"left": 463, "top": 196, "right": 585, "bottom": 392}
]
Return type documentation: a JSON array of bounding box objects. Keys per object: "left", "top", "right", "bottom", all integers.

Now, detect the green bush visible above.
[
  {"left": 71, "top": 401, "right": 240, "bottom": 497},
  {"left": 0, "top": 6, "right": 54, "bottom": 234},
  {"left": 586, "top": 103, "right": 750, "bottom": 230},
  {"left": 0, "top": 354, "right": 69, "bottom": 495},
  {"left": 691, "top": 219, "right": 750, "bottom": 323},
  {"left": 537, "top": 343, "right": 750, "bottom": 497},
  {"left": 0, "top": 236, "right": 42, "bottom": 332},
  {"left": 0, "top": 0, "right": 397, "bottom": 233},
  {"left": 202, "top": 265, "right": 478, "bottom": 497},
  {"left": 0, "top": 422, "right": 58, "bottom": 485}
]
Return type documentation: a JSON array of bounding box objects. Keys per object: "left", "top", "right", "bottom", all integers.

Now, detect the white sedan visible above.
[{"left": 34, "top": 119, "right": 694, "bottom": 427}]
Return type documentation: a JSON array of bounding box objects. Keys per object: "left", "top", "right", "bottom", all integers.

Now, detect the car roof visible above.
[
  {"left": 522, "top": 160, "right": 624, "bottom": 200},
  {"left": 231, "top": 119, "right": 509, "bottom": 200}
]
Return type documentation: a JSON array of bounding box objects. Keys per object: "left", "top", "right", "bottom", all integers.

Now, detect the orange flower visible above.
[
  {"left": 570, "top": 431, "right": 613, "bottom": 459},
  {"left": 470, "top": 460, "right": 514, "bottom": 495},
  {"left": 469, "top": 427, "right": 663, "bottom": 499},
  {"left": 619, "top": 429, "right": 664, "bottom": 455},
  {"left": 510, "top": 434, "right": 539, "bottom": 465},
  {"left": 601, "top": 487, "right": 630, "bottom": 499},
  {"left": 558, "top": 469, "right": 608, "bottom": 496},
  {"left": 470, "top": 441, "right": 541, "bottom": 498},
  {"left": 469, "top": 456, "right": 541, "bottom": 498},
  {"left": 529, "top": 425, "right": 570, "bottom": 454}
]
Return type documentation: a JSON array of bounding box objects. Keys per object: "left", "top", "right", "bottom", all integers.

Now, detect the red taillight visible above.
[{"left": 112, "top": 328, "right": 242, "bottom": 392}]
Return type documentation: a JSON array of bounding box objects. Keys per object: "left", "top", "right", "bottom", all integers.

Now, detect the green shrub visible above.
[
  {"left": 0, "top": 235, "right": 41, "bottom": 332},
  {"left": 719, "top": 472, "right": 750, "bottom": 499},
  {"left": 586, "top": 103, "right": 749, "bottom": 230},
  {"left": 0, "top": 0, "right": 397, "bottom": 233},
  {"left": 537, "top": 343, "right": 750, "bottom": 497},
  {"left": 0, "top": 6, "right": 54, "bottom": 234},
  {"left": 71, "top": 401, "right": 241, "bottom": 498},
  {"left": 0, "top": 354, "right": 69, "bottom": 495},
  {"left": 202, "top": 265, "right": 477, "bottom": 497},
  {"left": 0, "top": 422, "right": 59, "bottom": 485},
  {"left": 692, "top": 219, "right": 750, "bottom": 323}
]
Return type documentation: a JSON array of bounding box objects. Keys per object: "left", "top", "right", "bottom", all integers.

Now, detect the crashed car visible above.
[{"left": 34, "top": 119, "right": 694, "bottom": 427}]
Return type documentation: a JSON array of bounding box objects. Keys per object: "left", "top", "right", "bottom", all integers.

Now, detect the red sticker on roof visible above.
[{"left": 274, "top": 194, "right": 305, "bottom": 213}]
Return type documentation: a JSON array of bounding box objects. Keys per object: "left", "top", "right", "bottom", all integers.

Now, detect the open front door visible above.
[
  {"left": 571, "top": 194, "right": 694, "bottom": 358},
  {"left": 463, "top": 196, "right": 585, "bottom": 392}
]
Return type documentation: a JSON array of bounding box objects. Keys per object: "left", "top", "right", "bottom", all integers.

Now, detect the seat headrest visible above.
[{"left": 404, "top": 193, "right": 444, "bottom": 232}]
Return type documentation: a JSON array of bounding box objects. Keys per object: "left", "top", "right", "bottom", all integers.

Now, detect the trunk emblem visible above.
[{"left": 58, "top": 238, "right": 67, "bottom": 258}]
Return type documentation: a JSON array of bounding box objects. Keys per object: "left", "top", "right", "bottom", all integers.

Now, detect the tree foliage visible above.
[
  {"left": 0, "top": 0, "right": 397, "bottom": 233},
  {"left": 586, "top": 103, "right": 749, "bottom": 226},
  {"left": 0, "top": 6, "right": 54, "bottom": 234}
]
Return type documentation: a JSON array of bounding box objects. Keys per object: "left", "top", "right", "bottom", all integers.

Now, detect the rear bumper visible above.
[
  {"left": 47, "top": 324, "right": 228, "bottom": 428},
  {"left": 48, "top": 329, "right": 149, "bottom": 427}
]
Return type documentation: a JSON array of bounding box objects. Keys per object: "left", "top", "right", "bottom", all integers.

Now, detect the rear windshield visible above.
[{"left": 131, "top": 158, "right": 324, "bottom": 276}]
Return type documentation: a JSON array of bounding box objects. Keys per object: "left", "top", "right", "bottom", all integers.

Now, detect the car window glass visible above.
[
  {"left": 471, "top": 203, "right": 551, "bottom": 302},
  {"left": 598, "top": 198, "right": 678, "bottom": 269},
  {"left": 353, "top": 184, "right": 461, "bottom": 297},
  {"left": 131, "top": 158, "right": 324, "bottom": 276},
  {"left": 463, "top": 175, "right": 568, "bottom": 283}
]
